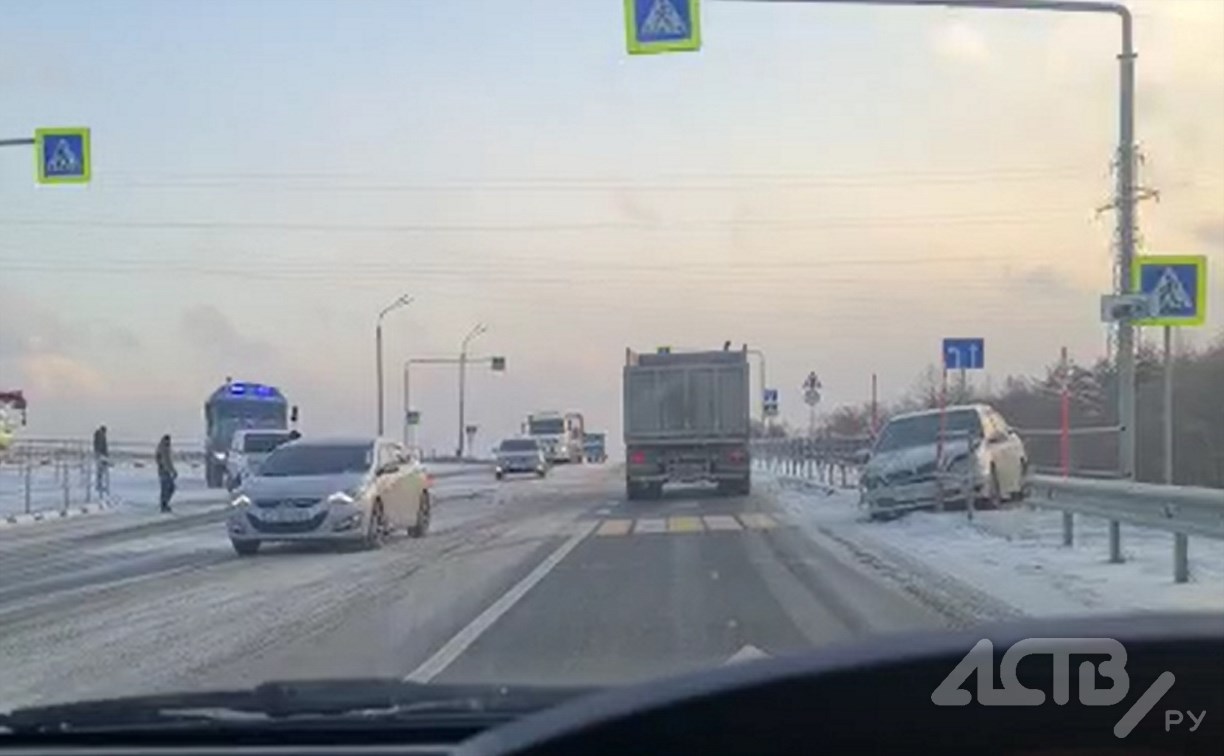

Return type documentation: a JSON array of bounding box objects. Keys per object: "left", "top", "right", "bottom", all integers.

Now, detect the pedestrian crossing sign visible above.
[
  {"left": 35, "top": 127, "right": 91, "bottom": 184},
  {"left": 625, "top": 0, "right": 701, "bottom": 55},
  {"left": 1132, "top": 255, "right": 1207, "bottom": 327}
]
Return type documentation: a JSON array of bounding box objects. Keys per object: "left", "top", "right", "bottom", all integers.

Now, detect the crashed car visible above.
[{"left": 860, "top": 404, "right": 1028, "bottom": 517}]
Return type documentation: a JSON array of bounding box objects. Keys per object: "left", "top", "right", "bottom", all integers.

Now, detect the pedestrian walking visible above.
[
  {"left": 155, "top": 434, "right": 177, "bottom": 513},
  {"left": 92, "top": 424, "right": 110, "bottom": 497}
]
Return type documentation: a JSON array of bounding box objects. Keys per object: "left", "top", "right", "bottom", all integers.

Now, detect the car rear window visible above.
[{"left": 501, "top": 439, "right": 539, "bottom": 452}]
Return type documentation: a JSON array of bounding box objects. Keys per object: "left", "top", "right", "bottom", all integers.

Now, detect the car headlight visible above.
[
  {"left": 230, "top": 494, "right": 251, "bottom": 508},
  {"left": 327, "top": 491, "right": 356, "bottom": 505},
  {"left": 213, "top": 451, "right": 227, "bottom": 461}
]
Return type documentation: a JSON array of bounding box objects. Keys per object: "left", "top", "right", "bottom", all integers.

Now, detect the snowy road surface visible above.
[{"left": 2, "top": 463, "right": 1219, "bottom": 711}]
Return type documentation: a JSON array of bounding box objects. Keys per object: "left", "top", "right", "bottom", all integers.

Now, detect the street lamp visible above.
[
  {"left": 375, "top": 294, "right": 413, "bottom": 436},
  {"left": 457, "top": 323, "right": 488, "bottom": 458}
]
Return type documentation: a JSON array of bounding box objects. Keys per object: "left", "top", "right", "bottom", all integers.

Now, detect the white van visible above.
[{"left": 226, "top": 429, "right": 297, "bottom": 489}]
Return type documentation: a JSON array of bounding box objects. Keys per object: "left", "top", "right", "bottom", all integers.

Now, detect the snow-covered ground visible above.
[{"left": 767, "top": 471, "right": 1224, "bottom": 619}]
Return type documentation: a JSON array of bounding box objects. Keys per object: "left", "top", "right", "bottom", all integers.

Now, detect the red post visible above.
[
  {"left": 1060, "top": 347, "right": 1070, "bottom": 478},
  {"left": 870, "top": 373, "right": 878, "bottom": 435}
]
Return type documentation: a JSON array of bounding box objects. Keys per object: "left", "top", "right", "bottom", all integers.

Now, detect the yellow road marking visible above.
[
  {"left": 595, "top": 519, "right": 632, "bottom": 537},
  {"left": 702, "top": 515, "right": 742, "bottom": 531},
  {"left": 738, "top": 513, "right": 778, "bottom": 530},
  {"left": 668, "top": 516, "right": 704, "bottom": 533}
]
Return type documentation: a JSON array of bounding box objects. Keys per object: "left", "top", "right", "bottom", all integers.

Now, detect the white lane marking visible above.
[
  {"left": 703, "top": 515, "right": 742, "bottom": 531},
  {"left": 724, "top": 644, "right": 770, "bottom": 665},
  {"left": 634, "top": 518, "right": 667, "bottom": 534},
  {"left": 404, "top": 522, "right": 597, "bottom": 682}
]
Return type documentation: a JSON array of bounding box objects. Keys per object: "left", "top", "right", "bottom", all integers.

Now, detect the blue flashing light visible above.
[{"left": 225, "top": 382, "right": 282, "bottom": 399}]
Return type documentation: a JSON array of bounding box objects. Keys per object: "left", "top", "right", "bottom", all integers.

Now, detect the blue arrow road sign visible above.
[
  {"left": 762, "top": 388, "right": 778, "bottom": 417},
  {"left": 943, "top": 338, "right": 984, "bottom": 370},
  {"left": 625, "top": 0, "right": 701, "bottom": 54},
  {"left": 1133, "top": 255, "right": 1207, "bottom": 327},
  {"left": 35, "top": 127, "right": 90, "bottom": 184}
]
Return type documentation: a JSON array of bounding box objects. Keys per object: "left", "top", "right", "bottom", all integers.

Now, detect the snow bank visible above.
[{"left": 768, "top": 471, "right": 1224, "bottom": 619}]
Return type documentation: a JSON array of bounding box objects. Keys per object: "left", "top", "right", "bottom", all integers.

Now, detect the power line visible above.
[{"left": 0, "top": 210, "right": 1092, "bottom": 234}]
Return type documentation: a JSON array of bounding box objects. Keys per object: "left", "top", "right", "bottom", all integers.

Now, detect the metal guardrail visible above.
[
  {"left": 758, "top": 436, "right": 1223, "bottom": 584},
  {"left": 1028, "top": 475, "right": 1224, "bottom": 583}
]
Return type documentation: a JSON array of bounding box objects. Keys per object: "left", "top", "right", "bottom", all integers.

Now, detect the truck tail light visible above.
[
  {"left": 726, "top": 448, "right": 747, "bottom": 463},
  {"left": 629, "top": 450, "right": 646, "bottom": 465}
]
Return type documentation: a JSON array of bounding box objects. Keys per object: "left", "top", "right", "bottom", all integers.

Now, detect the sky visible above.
[{"left": 1, "top": 0, "right": 1222, "bottom": 454}]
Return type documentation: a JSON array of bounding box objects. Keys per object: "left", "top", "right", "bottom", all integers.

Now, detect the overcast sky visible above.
[{"left": 1, "top": 0, "right": 1221, "bottom": 453}]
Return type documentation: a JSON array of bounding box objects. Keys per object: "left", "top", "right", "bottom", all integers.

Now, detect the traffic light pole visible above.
[
  {"left": 736, "top": 0, "right": 1137, "bottom": 479},
  {"left": 402, "top": 354, "right": 504, "bottom": 454}
]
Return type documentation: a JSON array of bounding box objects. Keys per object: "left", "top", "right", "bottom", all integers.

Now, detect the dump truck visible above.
[{"left": 622, "top": 347, "right": 751, "bottom": 500}]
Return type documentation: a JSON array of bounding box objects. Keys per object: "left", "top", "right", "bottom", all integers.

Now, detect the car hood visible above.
[
  {"left": 240, "top": 472, "right": 370, "bottom": 500},
  {"left": 866, "top": 439, "right": 973, "bottom": 476}
]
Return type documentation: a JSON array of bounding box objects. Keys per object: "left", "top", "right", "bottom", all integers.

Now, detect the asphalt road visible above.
[{"left": 0, "top": 464, "right": 947, "bottom": 711}]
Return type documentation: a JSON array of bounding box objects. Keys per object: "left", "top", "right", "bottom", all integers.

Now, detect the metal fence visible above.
[
  {"left": 0, "top": 438, "right": 203, "bottom": 517},
  {"left": 752, "top": 436, "right": 869, "bottom": 489},
  {"left": 1013, "top": 425, "right": 1123, "bottom": 479}
]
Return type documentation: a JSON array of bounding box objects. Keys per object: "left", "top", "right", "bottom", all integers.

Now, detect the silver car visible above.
[
  {"left": 495, "top": 438, "right": 548, "bottom": 480},
  {"left": 861, "top": 404, "right": 1028, "bottom": 517},
  {"left": 226, "top": 437, "right": 432, "bottom": 556}
]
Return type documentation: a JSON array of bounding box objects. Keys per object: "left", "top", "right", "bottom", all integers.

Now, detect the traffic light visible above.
[{"left": 490, "top": 356, "right": 506, "bottom": 372}]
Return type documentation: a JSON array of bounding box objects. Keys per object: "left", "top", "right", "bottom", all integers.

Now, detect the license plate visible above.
[{"left": 262, "top": 507, "right": 314, "bottom": 523}]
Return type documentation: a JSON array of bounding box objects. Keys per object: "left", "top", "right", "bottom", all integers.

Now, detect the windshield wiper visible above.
[{"left": 0, "top": 678, "right": 591, "bottom": 733}]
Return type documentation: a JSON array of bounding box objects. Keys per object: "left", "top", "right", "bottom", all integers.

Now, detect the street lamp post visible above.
[
  {"left": 457, "top": 324, "right": 488, "bottom": 458},
  {"left": 736, "top": 0, "right": 1138, "bottom": 479},
  {"left": 375, "top": 294, "right": 413, "bottom": 436}
]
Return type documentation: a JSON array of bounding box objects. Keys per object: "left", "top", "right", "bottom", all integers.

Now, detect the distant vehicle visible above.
[
  {"left": 527, "top": 411, "right": 585, "bottom": 464},
  {"left": 860, "top": 404, "right": 1028, "bottom": 518},
  {"left": 623, "top": 347, "right": 751, "bottom": 499},
  {"left": 0, "top": 389, "right": 27, "bottom": 452},
  {"left": 583, "top": 432, "right": 607, "bottom": 463},
  {"left": 495, "top": 438, "right": 548, "bottom": 480},
  {"left": 204, "top": 380, "right": 297, "bottom": 488},
  {"left": 225, "top": 428, "right": 297, "bottom": 490},
  {"left": 226, "top": 437, "right": 430, "bottom": 556}
]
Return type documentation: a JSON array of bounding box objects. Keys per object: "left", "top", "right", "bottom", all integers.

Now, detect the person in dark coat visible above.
[
  {"left": 92, "top": 425, "right": 110, "bottom": 496},
  {"left": 155, "top": 434, "right": 177, "bottom": 513}
]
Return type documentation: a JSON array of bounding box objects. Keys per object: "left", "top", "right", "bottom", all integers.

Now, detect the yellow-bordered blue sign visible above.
[
  {"left": 1132, "top": 255, "right": 1207, "bottom": 327},
  {"left": 35, "top": 127, "right": 91, "bottom": 184},
  {"left": 625, "top": 0, "right": 700, "bottom": 55}
]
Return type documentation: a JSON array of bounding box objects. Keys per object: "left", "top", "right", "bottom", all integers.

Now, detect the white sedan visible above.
[
  {"left": 226, "top": 437, "right": 432, "bottom": 555},
  {"left": 861, "top": 404, "right": 1028, "bottom": 517}
]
